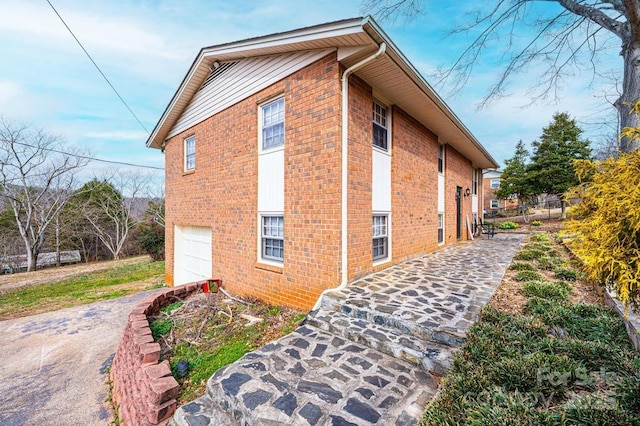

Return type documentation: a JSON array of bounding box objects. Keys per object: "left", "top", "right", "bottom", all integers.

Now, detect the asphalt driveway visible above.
[{"left": 0, "top": 290, "right": 158, "bottom": 425}]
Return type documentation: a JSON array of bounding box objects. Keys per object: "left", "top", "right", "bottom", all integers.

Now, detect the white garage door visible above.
[{"left": 174, "top": 225, "right": 212, "bottom": 286}]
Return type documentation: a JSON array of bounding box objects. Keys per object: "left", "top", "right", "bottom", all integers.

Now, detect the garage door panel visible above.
[{"left": 174, "top": 225, "right": 212, "bottom": 286}]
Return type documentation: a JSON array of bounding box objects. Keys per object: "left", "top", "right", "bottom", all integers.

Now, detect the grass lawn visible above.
[
  {"left": 149, "top": 293, "right": 306, "bottom": 404},
  {"left": 0, "top": 259, "right": 164, "bottom": 320},
  {"left": 422, "top": 230, "right": 640, "bottom": 425}
]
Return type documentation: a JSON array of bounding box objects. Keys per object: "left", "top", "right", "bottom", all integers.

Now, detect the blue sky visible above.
[{"left": 0, "top": 0, "right": 622, "bottom": 173}]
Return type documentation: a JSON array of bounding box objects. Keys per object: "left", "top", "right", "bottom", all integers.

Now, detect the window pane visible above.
[
  {"left": 373, "top": 101, "right": 387, "bottom": 127},
  {"left": 262, "top": 98, "right": 285, "bottom": 150},
  {"left": 373, "top": 124, "right": 387, "bottom": 150},
  {"left": 185, "top": 136, "right": 195, "bottom": 170}
]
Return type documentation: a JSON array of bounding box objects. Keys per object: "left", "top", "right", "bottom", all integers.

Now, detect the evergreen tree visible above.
[
  {"left": 496, "top": 140, "right": 535, "bottom": 209},
  {"left": 527, "top": 112, "right": 592, "bottom": 216}
]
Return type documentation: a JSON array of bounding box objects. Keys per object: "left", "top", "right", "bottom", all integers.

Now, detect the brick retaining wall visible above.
[{"left": 110, "top": 282, "right": 203, "bottom": 425}]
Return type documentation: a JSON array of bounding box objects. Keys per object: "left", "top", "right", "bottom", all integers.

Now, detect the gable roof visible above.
[{"left": 146, "top": 16, "right": 498, "bottom": 169}]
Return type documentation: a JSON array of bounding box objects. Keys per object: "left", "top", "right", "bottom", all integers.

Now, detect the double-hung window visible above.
[
  {"left": 490, "top": 199, "right": 499, "bottom": 209},
  {"left": 490, "top": 178, "right": 500, "bottom": 189},
  {"left": 261, "top": 97, "right": 285, "bottom": 150},
  {"left": 438, "top": 145, "right": 444, "bottom": 174},
  {"left": 261, "top": 216, "right": 284, "bottom": 262},
  {"left": 184, "top": 135, "right": 196, "bottom": 171},
  {"left": 437, "top": 213, "right": 444, "bottom": 244},
  {"left": 372, "top": 215, "right": 388, "bottom": 261},
  {"left": 372, "top": 101, "right": 388, "bottom": 150}
]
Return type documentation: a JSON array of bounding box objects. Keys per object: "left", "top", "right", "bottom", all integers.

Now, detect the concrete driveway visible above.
[{"left": 0, "top": 290, "right": 158, "bottom": 425}]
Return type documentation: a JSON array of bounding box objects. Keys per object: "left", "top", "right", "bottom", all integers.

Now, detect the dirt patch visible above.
[
  {"left": 490, "top": 224, "right": 604, "bottom": 315},
  {"left": 150, "top": 291, "right": 306, "bottom": 405},
  {"left": 0, "top": 256, "right": 150, "bottom": 293}
]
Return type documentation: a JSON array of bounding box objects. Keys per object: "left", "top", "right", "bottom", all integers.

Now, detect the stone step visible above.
[
  {"left": 170, "top": 394, "right": 239, "bottom": 426},
  {"left": 204, "top": 324, "right": 439, "bottom": 425},
  {"left": 317, "top": 292, "right": 467, "bottom": 348},
  {"left": 304, "top": 312, "right": 454, "bottom": 376}
]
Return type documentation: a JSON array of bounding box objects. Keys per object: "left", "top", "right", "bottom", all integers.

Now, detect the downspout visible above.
[{"left": 312, "top": 42, "right": 387, "bottom": 311}]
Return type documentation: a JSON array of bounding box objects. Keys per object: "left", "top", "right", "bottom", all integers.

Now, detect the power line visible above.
[
  {"left": 11, "top": 140, "right": 164, "bottom": 171},
  {"left": 45, "top": 0, "right": 150, "bottom": 134}
]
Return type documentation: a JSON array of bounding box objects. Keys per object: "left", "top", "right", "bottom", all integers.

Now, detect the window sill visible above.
[
  {"left": 373, "top": 257, "right": 391, "bottom": 267},
  {"left": 373, "top": 145, "right": 391, "bottom": 156},
  {"left": 255, "top": 262, "right": 283, "bottom": 274},
  {"left": 182, "top": 170, "right": 196, "bottom": 176}
]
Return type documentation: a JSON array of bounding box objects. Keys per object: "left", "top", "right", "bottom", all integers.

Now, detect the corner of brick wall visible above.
[{"left": 110, "top": 281, "right": 204, "bottom": 425}]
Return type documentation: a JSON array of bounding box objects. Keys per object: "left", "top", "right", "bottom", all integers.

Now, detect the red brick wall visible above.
[
  {"left": 390, "top": 107, "right": 440, "bottom": 260},
  {"left": 346, "top": 75, "right": 373, "bottom": 279},
  {"left": 164, "top": 53, "right": 484, "bottom": 310},
  {"left": 164, "top": 53, "right": 341, "bottom": 310},
  {"left": 444, "top": 146, "right": 474, "bottom": 242},
  {"left": 482, "top": 177, "right": 518, "bottom": 212}
]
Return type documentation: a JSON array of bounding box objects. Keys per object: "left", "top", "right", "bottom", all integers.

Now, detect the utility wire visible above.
[
  {"left": 11, "top": 140, "right": 164, "bottom": 171},
  {"left": 45, "top": 0, "right": 151, "bottom": 134}
]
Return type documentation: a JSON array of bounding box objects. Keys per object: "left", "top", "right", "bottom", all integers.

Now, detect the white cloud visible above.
[
  {"left": 84, "top": 130, "right": 149, "bottom": 140},
  {"left": 0, "top": 1, "right": 184, "bottom": 61}
]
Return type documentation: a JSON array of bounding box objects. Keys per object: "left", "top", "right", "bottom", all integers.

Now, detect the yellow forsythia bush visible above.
[{"left": 566, "top": 152, "right": 640, "bottom": 308}]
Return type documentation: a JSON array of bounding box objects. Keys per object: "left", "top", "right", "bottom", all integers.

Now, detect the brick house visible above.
[
  {"left": 146, "top": 17, "right": 498, "bottom": 310},
  {"left": 482, "top": 170, "right": 518, "bottom": 215}
]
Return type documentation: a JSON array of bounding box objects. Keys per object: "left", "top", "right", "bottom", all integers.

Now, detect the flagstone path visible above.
[{"left": 171, "top": 234, "right": 524, "bottom": 425}]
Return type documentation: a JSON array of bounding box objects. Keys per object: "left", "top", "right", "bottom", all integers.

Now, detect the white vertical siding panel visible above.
[
  {"left": 258, "top": 151, "right": 284, "bottom": 212},
  {"left": 168, "top": 49, "right": 333, "bottom": 138},
  {"left": 437, "top": 174, "right": 445, "bottom": 212},
  {"left": 372, "top": 150, "right": 391, "bottom": 212},
  {"left": 472, "top": 194, "right": 478, "bottom": 214}
]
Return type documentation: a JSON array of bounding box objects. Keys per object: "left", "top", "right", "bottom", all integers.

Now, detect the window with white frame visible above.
[
  {"left": 261, "top": 97, "right": 285, "bottom": 151},
  {"left": 261, "top": 215, "right": 284, "bottom": 262},
  {"left": 438, "top": 145, "right": 444, "bottom": 174},
  {"left": 490, "top": 199, "right": 499, "bottom": 209},
  {"left": 437, "top": 213, "right": 444, "bottom": 244},
  {"left": 490, "top": 178, "right": 500, "bottom": 189},
  {"left": 472, "top": 168, "right": 478, "bottom": 195},
  {"left": 184, "top": 135, "right": 196, "bottom": 171},
  {"left": 372, "top": 215, "right": 388, "bottom": 260},
  {"left": 372, "top": 101, "right": 388, "bottom": 150}
]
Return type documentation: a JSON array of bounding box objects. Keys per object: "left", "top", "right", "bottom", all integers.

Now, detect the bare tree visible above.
[
  {"left": 363, "top": 0, "right": 640, "bottom": 152},
  {"left": 0, "top": 118, "right": 88, "bottom": 271},
  {"left": 76, "top": 170, "right": 152, "bottom": 260}
]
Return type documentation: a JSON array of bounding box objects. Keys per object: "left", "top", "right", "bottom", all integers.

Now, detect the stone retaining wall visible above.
[{"left": 110, "top": 282, "right": 203, "bottom": 425}]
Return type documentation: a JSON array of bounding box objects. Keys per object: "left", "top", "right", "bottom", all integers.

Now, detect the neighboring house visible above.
[
  {"left": 482, "top": 169, "right": 518, "bottom": 215},
  {"left": 146, "top": 17, "right": 498, "bottom": 310}
]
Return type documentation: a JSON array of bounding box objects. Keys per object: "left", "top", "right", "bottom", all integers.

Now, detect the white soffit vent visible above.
[{"left": 200, "top": 61, "right": 238, "bottom": 91}]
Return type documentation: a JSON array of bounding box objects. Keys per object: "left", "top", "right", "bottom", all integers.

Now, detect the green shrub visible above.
[
  {"left": 566, "top": 149, "right": 640, "bottom": 308},
  {"left": 136, "top": 218, "right": 165, "bottom": 261},
  {"left": 161, "top": 301, "right": 184, "bottom": 314},
  {"left": 514, "top": 249, "right": 546, "bottom": 261},
  {"left": 537, "top": 256, "right": 562, "bottom": 270},
  {"left": 515, "top": 270, "right": 544, "bottom": 282},
  {"left": 530, "top": 233, "right": 548, "bottom": 242},
  {"left": 522, "top": 280, "right": 570, "bottom": 301},
  {"left": 531, "top": 220, "right": 543, "bottom": 226},
  {"left": 150, "top": 319, "right": 172, "bottom": 340},
  {"left": 498, "top": 221, "right": 519, "bottom": 230},
  {"left": 554, "top": 267, "right": 580, "bottom": 281},
  {"left": 509, "top": 262, "right": 536, "bottom": 271}
]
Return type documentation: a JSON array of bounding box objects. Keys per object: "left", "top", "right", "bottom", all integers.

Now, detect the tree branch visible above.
[{"left": 557, "top": 0, "right": 626, "bottom": 38}]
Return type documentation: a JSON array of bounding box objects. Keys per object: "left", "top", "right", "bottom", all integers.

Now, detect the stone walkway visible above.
[{"left": 171, "top": 234, "right": 524, "bottom": 426}]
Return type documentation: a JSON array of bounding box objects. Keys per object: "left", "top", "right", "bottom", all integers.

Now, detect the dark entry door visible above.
[{"left": 456, "top": 186, "right": 462, "bottom": 240}]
